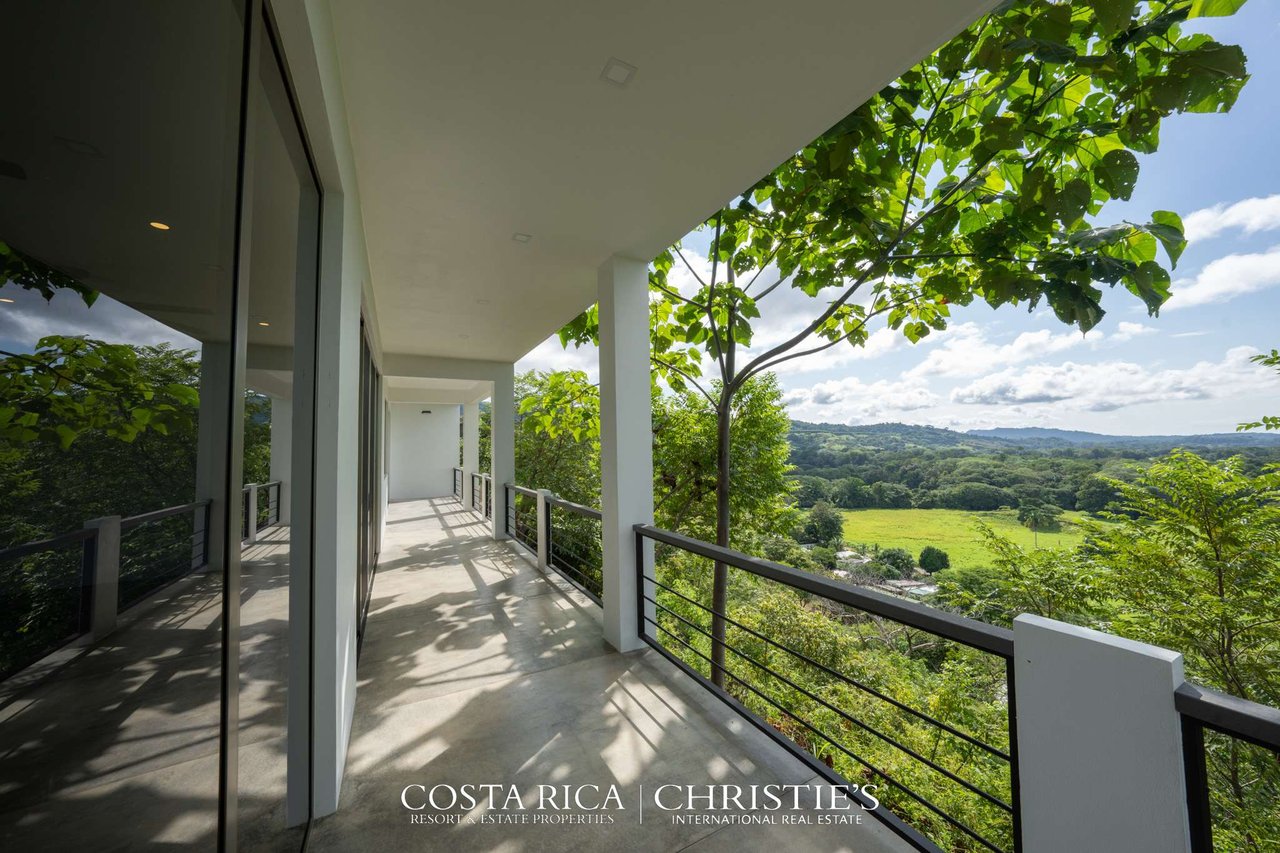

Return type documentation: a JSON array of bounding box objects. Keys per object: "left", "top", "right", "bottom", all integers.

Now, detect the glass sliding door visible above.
[
  {"left": 0, "top": 1, "right": 247, "bottom": 849},
  {"left": 236, "top": 7, "right": 322, "bottom": 851},
  {"left": 356, "top": 321, "right": 382, "bottom": 653}
]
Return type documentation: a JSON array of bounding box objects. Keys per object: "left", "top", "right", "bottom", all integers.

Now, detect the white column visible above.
[
  {"left": 84, "top": 515, "right": 121, "bottom": 641},
  {"left": 490, "top": 366, "right": 515, "bottom": 540},
  {"left": 462, "top": 400, "right": 480, "bottom": 510},
  {"left": 1014, "top": 614, "right": 1192, "bottom": 853},
  {"left": 536, "top": 489, "right": 553, "bottom": 570},
  {"left": 270, "top": 395, "right": 292, "bottom": 524},
  {"left": 597, "top": 255, "right": 653, "bottom": 653},
  {"left": 195, "top": 343, "right": 233, "bottom": 575},
  {"left": 246, "top": 483, "right": 259, "bottom": 544}
]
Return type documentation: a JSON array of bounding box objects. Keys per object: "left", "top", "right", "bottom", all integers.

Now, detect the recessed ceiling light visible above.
[
  {"left": 0, "top": 297, "right": 14, "bottom": 304},
  {"left": 600, "top": 57, "right": 637, "bottom": 87},
  {"left": 256, "top": 320, "right": 270, "bottom": 327},
  {"left": 512, "top": 232, "right": 532, "bottom": 243},
  {"left": 476, "top": 298, "right": 491, "bottom": 305},
  {"left": 149, "top": 221, "right": 171, "bottom": 231}
]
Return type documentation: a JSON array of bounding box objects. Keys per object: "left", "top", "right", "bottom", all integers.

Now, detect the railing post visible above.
[
  {"left": 83, "top": 515, "right": 121, "bottom": 642},
  {"left": 1180, "top": 718, "right": 1214, "bottom": 853},
  {"left": 535, "top": 489, "right": 554, "bottom": 571},
  {"left": 246, "top": 482, "right": 260, "bottom": 544},
  {"left": 1013, "top": 614, "right": 1193, "bottom": 853}
]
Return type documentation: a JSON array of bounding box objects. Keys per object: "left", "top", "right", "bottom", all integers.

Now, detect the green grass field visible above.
[{"left": 840, "top": 507, "right": 1097, "bottom": 569}]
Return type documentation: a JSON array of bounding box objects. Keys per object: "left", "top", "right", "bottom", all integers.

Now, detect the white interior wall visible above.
[{"left": 388, "top": 402, "right": 460, "bottom": 500}]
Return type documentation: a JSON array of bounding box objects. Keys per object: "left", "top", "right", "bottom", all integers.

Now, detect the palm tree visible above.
[{"left": 1017, "top": 501, "right": 1061, "bottom": 548}]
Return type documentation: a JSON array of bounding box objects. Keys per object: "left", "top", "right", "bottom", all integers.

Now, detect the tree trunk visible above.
[{"left": 711, "top": 396, "right": 731, "bottom": 687}]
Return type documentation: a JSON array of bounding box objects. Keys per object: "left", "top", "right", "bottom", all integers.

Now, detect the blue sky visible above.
[{"left": 521, "top": 2, "right": 1280, "bottom": 435}]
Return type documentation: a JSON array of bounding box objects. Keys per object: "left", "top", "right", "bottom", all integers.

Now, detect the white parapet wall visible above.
[{"left": 1013, "top": 613, "right": 1192, "bottom": 853}]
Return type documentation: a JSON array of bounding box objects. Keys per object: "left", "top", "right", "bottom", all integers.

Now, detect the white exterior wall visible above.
[{"left": 388, "top": 402, "right": 460, "bottom": 500}]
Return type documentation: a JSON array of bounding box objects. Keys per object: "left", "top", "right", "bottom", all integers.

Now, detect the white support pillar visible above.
[
  {"left": 462, "top": 400, "right": 480, "bottom": 510},
  {"left": 246, "top": 483, "right": 260, "bottom": 544},
  {"left": 270, "top": 395, "right": 292, "bottom": 524},
  {"left": 536, "top": 489, "right": 553, "bottom": 571},
  {"left": 195, "top": 342, "right": 233, "bottom": 575},
  {"left": 490, "top": 365, "right": 515, "bottom": 540},
  {"left": 84, "top": 515, "right": 121, "bottom": 642},
  {"left": 1014, "top": 614, "right": 1192, "bottom": 853},
  {"left": 597, "top": 255, "right": 653, "bottom": 653}
]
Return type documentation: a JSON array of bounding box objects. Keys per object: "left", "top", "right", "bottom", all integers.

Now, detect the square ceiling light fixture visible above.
[
  {"left": 512, "top": 232, "right": 532, "bottom": 243},
  {"left": 600, "top": 57, "right": 637, "bottom": 87}
]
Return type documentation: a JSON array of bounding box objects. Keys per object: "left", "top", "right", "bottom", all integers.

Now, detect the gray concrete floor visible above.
[
  {"left": 309, "top": 497, "right": 908, "bottom": 853},
  {"left": 0, "top": 525, "right": 301, "bottom": 852}
]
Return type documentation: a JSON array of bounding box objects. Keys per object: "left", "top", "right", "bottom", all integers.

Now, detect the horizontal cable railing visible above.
[
  {"left": 0, "top": 499, "right": 212, "bottom": 682},
  {"left": 260, "top": 481, "right": 281, "bottom": 529},
  {"left": 546, "top": 496, "right": 603, "bottom": 605},
  {"left": 452, "top": 466, "right": 463, "bottom": 500},
  {"left": 504, "top": 483, "right": 538, "bottom": 554},
  {"left": 634, "top": 523, "right": 1019, "bottom": 853},
  {"left": 1176, "top": 682, "right": 1280, "bottom": 852},
  {"left": 120, "top": 501, "right": 210, "bottom": 611},
  {"left": 0, "top": 528, "right": 96, "bottom": 681}
]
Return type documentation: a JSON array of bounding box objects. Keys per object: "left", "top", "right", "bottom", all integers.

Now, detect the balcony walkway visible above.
[
  {"left": 310, "top": 496, "right": 906, "bottom": 852},
  {"left": 0, "top": 525, "right": 300, "bottom": 852}
]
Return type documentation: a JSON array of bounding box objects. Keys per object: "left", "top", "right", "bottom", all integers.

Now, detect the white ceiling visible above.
[
  {"left": 329, "top": 0, "right": 993, "bottom": 364},
  {"left": 385, "top": 375, "right": 491, "bottom": 404}
]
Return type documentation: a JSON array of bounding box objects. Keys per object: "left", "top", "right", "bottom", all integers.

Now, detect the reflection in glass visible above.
[{"left": 0, "top": 1, "right": 244, "bottom": 848}]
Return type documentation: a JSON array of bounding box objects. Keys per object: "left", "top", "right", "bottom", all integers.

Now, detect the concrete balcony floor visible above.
[
  {"left": 309, "top": 496, "right": 907, "bottom": 852},
  {"left": 0, "top": 524, "right": 300, "bottom": 851}
]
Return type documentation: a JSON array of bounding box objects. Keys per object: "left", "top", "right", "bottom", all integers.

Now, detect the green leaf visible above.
[
  {"left": 55, "top": 424, "right": 78, "bottom": 449},
  {"left": 1148, "top": 211, "right": 1187, "bottom": 268},
  {"left": 1188, "top": 0, "right": 1248, "bottom": 18},
  {"left": 1087, "top": 0, "right": 1139, "bottom": 37},
  {"left": 1095, "top": 150, "right": 1139, "bottom": 200}
]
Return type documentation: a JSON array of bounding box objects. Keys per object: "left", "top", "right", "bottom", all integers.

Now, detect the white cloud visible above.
[
  {"left": 1184, "top": 194, "right": 1280, "bottom": 242},
  {"left": 782, "top": 375, "right": 939, "bottom": 424},
  {"left": 904, "top": 322, "right": 1092, "bottom": 379},
  {"left": 0, "top": 288, "right": 197, "bottom": 350},
  {"left": 950, "top": 346, "right": 1270, "bottom": 412},
  {"left": 1110, "top": 321, "right": 1157, "bottom": 343},
  {"left": 1164, "top": 246, "right": 1280, "bottom": 309}
]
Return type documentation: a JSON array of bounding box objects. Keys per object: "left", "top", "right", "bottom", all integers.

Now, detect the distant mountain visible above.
[
  {"left": 966, "top": 426, "right": 1280, "bottom": 449},
  {"left": 789, "top": 420, "right": 1280, "bottom": 451}
]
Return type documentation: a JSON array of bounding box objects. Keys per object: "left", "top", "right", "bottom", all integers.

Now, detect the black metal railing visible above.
[
  {"left": 634, "top": 523, "right": 1020, "bottom": 853},
  {"left": 1176, "top": 682, "right": 1280, "bottom": 851},
  {"left": 453, "top": 466, "right": 463, "bottom": 500},
  {"left": 482, "top": 474, "right": 492, "bottom": 520},
  {"left": 546, "top": 496, "right": 603, "bottom": 605},
  {"left": 119, "top": 501, "right": 211, "bottom": 610},
  {"left": 260, "top": 481, "right": 281, "bottom": 528},
  {"left": 0, "top": 527, "right": 97, "bottom": 681},
  {"left": 0, "top": 499, "right": 211, "bottom": 682},
  {"left": 470, "top": 472, "right": 483, "bottom": 514},
  {"left": 505, "top": 483, "right": 538, "bottom": 554}
]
